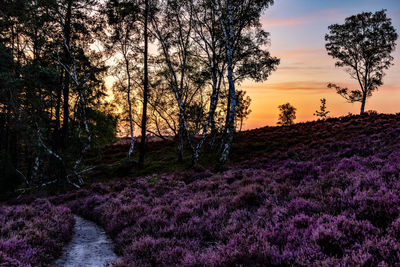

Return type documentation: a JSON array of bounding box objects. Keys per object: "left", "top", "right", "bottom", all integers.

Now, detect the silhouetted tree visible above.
[
  {"left": 325, "top": 10, "right": 398, "bottom": 114},
  {"left": 139, "top": 0, "right": 150, "bottom": 167},
  {"left": 104, "top": 0, "right": 140, "bottom": 160},
  {"left": 314, "top": 98, "right": 329, "bottom": 119},
  {"left": 191, "top": 0, "right": 227, "bottom": 164},
  {"left": 278, "top": 103, "right": 296, "bottom": 126},
  {"left": 235, "top": 90, "right": 251, "bottom": 131},
  {"left": 0, "top": 0, "right": 115, "bottom": 190},
  {"left": 151, "top": 0, "right": 198, "bottom": 162}
]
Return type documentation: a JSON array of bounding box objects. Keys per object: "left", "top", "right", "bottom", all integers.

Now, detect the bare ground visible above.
[{"left": 55, "top": 215, "right": 119, "bottom": 267}]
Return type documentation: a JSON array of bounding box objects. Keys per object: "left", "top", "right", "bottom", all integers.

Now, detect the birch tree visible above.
[
  {"left": 191, "top": 0, "right": 227, "bottom": 165},
  {"left": 151, "top": 0, "right": 197, "bottom": 162},
  {"left": 138, "top": 0, "right": 150, "bottom": 167},
  {"left": 210, "top": 0, "right": 279, "bottom": 167},
  {"left": 104, "top": 0, "right": 140, "bottom": 160}
]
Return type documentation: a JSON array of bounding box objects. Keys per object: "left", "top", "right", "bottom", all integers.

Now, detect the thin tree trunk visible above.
[
  {"left": 150, "top": 2, "right": 195, "bottom": 162},
  {"left": 192, "top": 64, "right": 224, "bottom": 165},
  {"left": 125, "top": 56, "right": 135, "bottom": 160},
  {"left": 192, "top": 89, "right": 217, "bottom": 165},
  {"left": 218, "top": 83, "right": 231, "bottom": 152},
  {"left": 177, "top": 117, "right": 184, "bottom": 162},
  {"left": 208, "top": 117, "right": 217, "bottom": 149},
  {"left": 219, "top": 63, "right": 235, "bottom": 166},
  {"left": 224, "top": 86, "right": 231, "bottom": 132},
  {"left": 360, "top": 90, "right": 367, "bottom": 114},
  {"left": 55, "top": 71, "right": 63, "bottom": 131},
  {"left": 54, "top": 70, "right": 63, "bottom": 150},
  {"left": 218, "top": 2, "right": 236, "bottom": 167},
  {"left": 139, "top": 0, "right": 149, "bottom": 167},
  {"left": 61, "top": 0, "right": 73, "bottom": 149}
]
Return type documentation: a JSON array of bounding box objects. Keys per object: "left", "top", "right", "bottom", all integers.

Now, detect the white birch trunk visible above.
[
  {"left": 211, "top": 1, "right": 237, "bottom": 166},
  {"left": 55, "top": 38, "right": 92, "bottom": 186},
  {"left": 124, "top": 54, "right": 135, "bottom": 160},
  {"left": 151, "top": 9, "right": 195, "bottom": 158},
  {"left": 190, "top": 2, "right": 227, "bottom": 165}
]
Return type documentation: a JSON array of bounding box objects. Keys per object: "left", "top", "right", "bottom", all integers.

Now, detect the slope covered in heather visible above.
[{"left": 51, "top": 113, "right": 400, "bottom": 266}]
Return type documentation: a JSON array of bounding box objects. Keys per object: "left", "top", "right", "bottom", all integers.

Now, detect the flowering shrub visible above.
[
  {"left": 0, "top": 200, "right": 74, "bottom": 266},
  {"left": 52, "top": 113, "right": 400, "bottom": 265}
]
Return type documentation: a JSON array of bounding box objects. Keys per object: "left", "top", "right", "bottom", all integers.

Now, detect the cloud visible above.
[
  {"left": 261, "top": 8, "right": 345, "bottom": 28},
  {"left": 261, "top": 16, "right": 314, "bottom": 28},
  {"left": 241, "top": 81, "right": 331, "bottom": 91},
  {"left": 275, "top": 48, "right": 325, "bottom": 58},
  {"left": 241, "top": 80, "right": 400, "bottom": 94},
  {"left": 277, "top": 65, "right": 328, "bottom": 71}
]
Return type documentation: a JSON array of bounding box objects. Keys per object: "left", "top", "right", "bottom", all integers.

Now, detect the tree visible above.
[
  {"left": 191, "top": 0, "right": 227, "bottom": 165},
  {"left": 0, "top": 0, "right": 115, "bottom": 191},
  {"left": 104, "top": 0, "right": 140, "bottom": 160},
  {"left": 277, "top": 103, "right": 296, "bottom": 126},
  {"left": 325, "top": 10, "right": 398, "bottom": 114},
  {"left": 210, "top": 0, "right": 279, "bottom": 166},
  {"left": 139, "top": 0, "right": 149, "bottom": 167},
  {"left": 151, "top": 0, "right": 198, "bottom": 162},
  {"left": 235, "top": 90, "right": 251, "bottom": 131},
  {"left": 314, "top": 98, "right": 329, "bottom": 119}
]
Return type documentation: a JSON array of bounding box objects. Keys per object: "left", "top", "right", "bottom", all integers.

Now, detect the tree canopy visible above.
[
  {"left": 325, "top": 9, "right": 398, "bottom": 114},
  {"left": 0, "top": 0, "right": 279, "bottom": 192},
  {"left": 277, "top": 103, "right": 296, "bottom": 126}
]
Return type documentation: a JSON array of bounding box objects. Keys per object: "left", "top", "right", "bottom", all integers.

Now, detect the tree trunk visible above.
[
  {"left": 225, "top": 87, "right": 231, "bottom": 131},
  {"left": 219, "top": 62, "right": 236, "bottom": 166},
  {"left": 219, "top": 84, "right": 231, "bottom": 150},
  {"left": 55, "top": 71, "right": 63, "bottom": 131},
  {"left": 218, "top": 3, "right": 236, "bottom": 168},
  {"left": 208, "top": 117, "right": 217, "bottom": 150},
  {"left": 139, "top": 0, "right": 149, "bottom": 167},
  {"left": 177, "top": 117, "right": 184, "bottom": 162},
  {"left": 125, "top": 56, "right": 135, "bottom": 160},
  {"left": 192, "top": 68, "right": 220, "bottom": 165},
  {"left": 360, "top": 90, "right": 367, "bottom": 114},
  {"left": 54, "top": 70, "right": 63, "bottom": 148},
  {"left": 61, "top": 0, "right": 73, "bottom": 149}
]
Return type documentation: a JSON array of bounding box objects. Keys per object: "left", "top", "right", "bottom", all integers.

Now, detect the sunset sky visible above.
[{"left": 240, "top": 0, "right": 400, "bottom": 129}]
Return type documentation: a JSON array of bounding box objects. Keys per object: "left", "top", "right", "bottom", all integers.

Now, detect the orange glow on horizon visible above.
[{"left": 240, "top": 5, "right": 400, "bottom": 130}]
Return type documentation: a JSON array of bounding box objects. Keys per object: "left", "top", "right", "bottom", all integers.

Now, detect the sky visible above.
[{"left": 240, "top": 0, "right": 400, "bottom": 129}]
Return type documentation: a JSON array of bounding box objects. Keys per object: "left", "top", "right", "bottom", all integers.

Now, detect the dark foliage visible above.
[
  {"left": 325, "top": 10, "right": 398, "bottom": 114},
  {"left": 277, "top": 103, "right": 296, "bottom": 126}
]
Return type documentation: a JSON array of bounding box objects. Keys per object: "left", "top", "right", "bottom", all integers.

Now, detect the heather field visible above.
[
  {"left": 2, "top": 114, "right": 400, "bottom": 266},
  {"left": 0, "top": 200, "right": 74, "bottom": 266},
  {"left": 43, "top": 113, "right": 400, "bottom": 266},
  {"left": 1, "top": 0, "right": 399, "bottom": 265}
]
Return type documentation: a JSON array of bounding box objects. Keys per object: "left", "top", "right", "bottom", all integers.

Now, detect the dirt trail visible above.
[{"left": 55, "top": 215, "right": 119, "bottom": 267}]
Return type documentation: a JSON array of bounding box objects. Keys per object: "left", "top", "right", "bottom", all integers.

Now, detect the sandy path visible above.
[{"left": 55, "top": 215, "right": 119, "bottom": 267}]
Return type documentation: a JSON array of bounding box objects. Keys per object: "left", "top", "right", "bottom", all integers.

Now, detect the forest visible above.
[
  {"left": 1, "top": 0, "right": 400, "bottom": 266},
  {"left": 0, "top": 0, "right": 281, "bottom": 192}
]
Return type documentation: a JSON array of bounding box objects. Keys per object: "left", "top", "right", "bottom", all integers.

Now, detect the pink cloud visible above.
[
  {"left": 241, "top": 81, "right": 330, "bottom": 91},
  {"left": 261, "top": 16, "right": 313, "bottom": 27},
  {"left": 261, "top": 8, "right": 345, "bottom": 28}
]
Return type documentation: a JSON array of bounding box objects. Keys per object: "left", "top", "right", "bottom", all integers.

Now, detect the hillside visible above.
[
  {"left": 85, "top": 113, "right": 400, "bottom": 179},
  {"left": 2, "top": 113, "right": 400, "bottom": 266}
]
